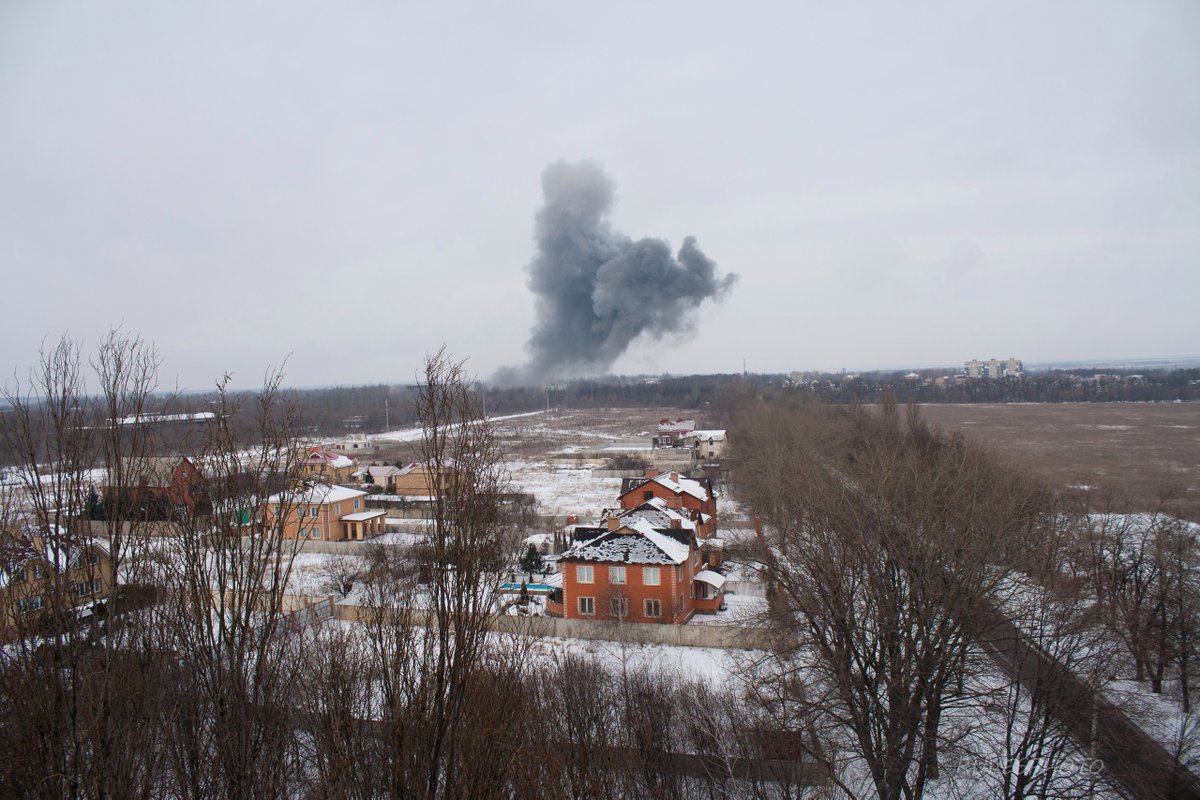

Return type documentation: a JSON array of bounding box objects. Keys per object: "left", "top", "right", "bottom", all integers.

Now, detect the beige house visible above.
[
  {"left": 392, "top": 462, "right": 455, "bottom": 497},
  {"left": 685, "top": 430, "right": 727, "bottom": 461},
  {"left": 300, "top": 447, "right": 358, "bottom": 484},
  {"left": 264, "top": 483, "right": 385, "bottom": 542},
  {"left": 1, "top": 530, "right": 114, "bottom": 638},
  {"left": 363, "top": 464, "right": 403, "bottom": 491}
]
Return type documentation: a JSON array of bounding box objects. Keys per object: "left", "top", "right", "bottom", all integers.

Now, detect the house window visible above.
[
  {"left": 578, "top": 596, "right": 594, "bottom": 615},
  {"left": 643, "top": 566, "right": 660, "bottom": 586},
  {"left": 576, "top": 565, "right": 594, "bottom": 584},
  {"left": 609, "top": 598, "right": 628, "bottom": 618},
  {"left": 17, "top": 595, "right": 45, "bottom": 613},
  {"left": 33, "top": 564, "right": 45, "bottom": 579},
  {"left": 74, "top": 581, "right": 94, "bottom": 598},
  {"left": 609, "top": 566, "right": 626, "bottom": 585},
  {"left": 643, "top": 490, "right": 654, "bottom": 502},
  {"left": 312, "top": 527, "right": 321, "bottom": 540},
  {"left": 645, "top": 599, "right": 661, "bottom": 618},
  {"left": 354, "top": 499, "right": 360, "bottom": 510}
]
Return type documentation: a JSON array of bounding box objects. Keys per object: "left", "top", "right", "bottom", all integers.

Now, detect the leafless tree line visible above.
[
  {"left": 1, "top": 339, "right": 830, "bottom": 800},
  {"left": 727, "top": 390, "right": 1168, "bottom": 799}
]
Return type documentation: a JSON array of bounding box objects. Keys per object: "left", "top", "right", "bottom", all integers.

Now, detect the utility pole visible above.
[{"left": 384, "top": 394, "right": 389, "bottom": 430}]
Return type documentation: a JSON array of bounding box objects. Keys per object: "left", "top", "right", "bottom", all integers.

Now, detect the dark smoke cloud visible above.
[{"left": 494, "top": 160, "right": 737, "bottom": 386}]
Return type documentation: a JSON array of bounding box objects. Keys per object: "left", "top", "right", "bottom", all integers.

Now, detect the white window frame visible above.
[
  {"left": 609, "top": 566, "right": 627, "bottom": 585},
  {"left": 578, "top": 596, "right": 594, "bottom": 615},
  {"left": 354, "top": 499, "right": 361, "bottom": 510},
  {"left": 643, "top": 566, "right": 661, "bottom": 586},
  {"left": 576, "top": 565, "right": 594, "bottom": 584},
  {"left": 18, "top": 595, "right": 45, "bottom": 612},
  {"left": 609, "top": 597, "right": 628, "bottom": 617},
  {"left": 644, "top": 598, "right": 661, "bottom": 618}
]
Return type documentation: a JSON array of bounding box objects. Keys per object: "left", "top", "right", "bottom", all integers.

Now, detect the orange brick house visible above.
[
  {"left": 551, "top": 518, "right": 725, "bottom": 624},
  {"left": 264, "top": 483, "right": 385, "bottom": 542},
  {"left": 618, "top": 470, "right": 718, "bottom": 539},
  {"left": 300, "top": 447, "right": 358, "bottom": 484}
]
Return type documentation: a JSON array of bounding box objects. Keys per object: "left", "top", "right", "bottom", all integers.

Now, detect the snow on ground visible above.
[
  {"left": 371, "top": 411, "right": 547, "bottom": 443},
  {"left": 527, "top": 634, "right": 759, "bottom": 683},
  {"left": 287, "top": 552, "right": 370, "bottom": 597},
  {"left": 688, "top": 593, "right": 769, "bottom": 626},
  {"left": 505, "top": 459, "right": 623, "bottom": 518}
]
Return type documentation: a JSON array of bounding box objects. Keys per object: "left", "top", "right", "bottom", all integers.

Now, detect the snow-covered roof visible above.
[
  {"left": 694, "top": 569, "right": 726, "bottom": 589},
  {"left": 270, "top": 483, "right": 366, "bottom": 505},
  {"left": 621, "top": 471, "right": 712, "bottom": 503},
  {"left": 613, "top": 498, "right": 696, "bottom": 531},
  {"left": 0, "top": 531, "right": 109, "bottom": 588},
  {"left": 564, "top": 518, "right": 691, "bottom": 565},
  {"left": 303, "top": 447, "right": 356, "bottom": 469},
  {"left": 341, "top": 509, "right": 385, "bottom": 521},
  {"left": 687, "top": 430, "right": 726, "bottom": 442},
  {"left": 367, "top": 465, "right": 401, "bottom": 478}
]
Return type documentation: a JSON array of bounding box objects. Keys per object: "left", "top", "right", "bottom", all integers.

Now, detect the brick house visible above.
[
  {"left": 1, "top": 529, "right": 114, "bottom": 638},
  {"left": 103, "top": 456, "right": 205, "bottom": 516},
  {"left": 551, "top": 517, "right": 725, "bottom": 624},
  {"left": 391, "top": 462, "right": 455, "bottom": 497},
  {"left": 300, "top": 447, "right": 358, "bottom": 484},
  {"left": 654, "top": 418, "right": 695, "bottom": 448},
  {"left": 264, "top": 483, "right": 385, "bottom": 542},
  {"left": 362, "top": 464, "right": 403, "bottom": 491},
  {"left": 618, "top": 470, "right": 718, "bottom": 539}
]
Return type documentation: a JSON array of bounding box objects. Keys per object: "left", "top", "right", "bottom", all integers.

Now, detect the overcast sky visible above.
[{"left": 1, "top": 2, "right": 1197, "bottom": 390}]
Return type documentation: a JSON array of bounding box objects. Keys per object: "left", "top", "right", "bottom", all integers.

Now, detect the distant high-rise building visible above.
[{"left": 964, "top": 358, "right": 1022, "bottom": 379}]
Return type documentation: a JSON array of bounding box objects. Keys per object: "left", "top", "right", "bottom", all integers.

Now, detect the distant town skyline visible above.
[{"left": 2, "top": 2, "right": 1197, "bottom": 391}]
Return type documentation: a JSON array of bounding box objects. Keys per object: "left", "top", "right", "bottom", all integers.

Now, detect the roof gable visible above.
[
  {"left": 564, "top": 519, "right": 691, "bottom": 565},
  {"left": 619, "top": 471, "right": 713, "bottom": 503}
]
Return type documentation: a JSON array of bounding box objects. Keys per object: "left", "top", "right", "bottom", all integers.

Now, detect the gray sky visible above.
[{"left": 2, "top": 2, "right": 1197, "bottom": 390}]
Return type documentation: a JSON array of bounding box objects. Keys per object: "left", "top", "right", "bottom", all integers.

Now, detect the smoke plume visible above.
[{"left": 494, "top": 160, "right": 737, "bottom": 386}]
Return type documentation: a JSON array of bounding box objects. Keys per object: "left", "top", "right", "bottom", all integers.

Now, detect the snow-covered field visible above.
[
  {"left": 504, "top": 459, "right": 622, "bottom": 518},
  {"left": 527, "top": 634, "right": 759, "bottom": 683}
]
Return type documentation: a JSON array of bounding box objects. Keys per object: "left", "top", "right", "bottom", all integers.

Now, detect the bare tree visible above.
[
  {"left": 352, "top": 348, "right": 522, "bottom": 799},
  {"left": 733, "top": 393, "right": 1053, "bottom": 799},
  {"left": 0, "top": 332, "right": 173, "bottom": 799},
  {"left": 161, "top": 369, "right": 306, "bottom": 799}
]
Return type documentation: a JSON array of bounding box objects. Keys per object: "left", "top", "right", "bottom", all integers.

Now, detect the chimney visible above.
[
  {"left": 607, "top": 517, "right": 620, "bottom": 531},
  {"left": 670, "top": 471, "right": 678, "bottom": 482},
  {"left": 644, "top": 467, "right": 657, "bottom": 479},
  {"left": 670, "top": 518, "right": 681, "bottom": 529},
  {"left": 566, "top": 514, "right": 578, "bottom": 525}
]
